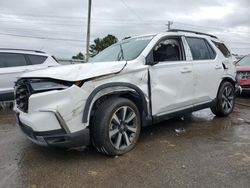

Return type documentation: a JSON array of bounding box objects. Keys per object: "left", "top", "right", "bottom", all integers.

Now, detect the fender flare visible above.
[
  {"left": 82, "top": 82, "right": 150, "bottom": 124},
  {"left": 214, "top": 76, "right": 236, "bottom": 100}
]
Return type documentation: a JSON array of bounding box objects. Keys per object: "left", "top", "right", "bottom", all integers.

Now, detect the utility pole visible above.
[
  {"left": 86, "top": 0, "right": 92, "bottom": 62},
  {"left": 167, "top": 21, "right": 173, "bottom": 31}
]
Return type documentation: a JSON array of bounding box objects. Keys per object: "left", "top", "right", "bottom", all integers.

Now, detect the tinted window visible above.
[
  {"left": 153, "top": 38, "right": 183, "bottom": 62},
  {"left": 0, "top": 53, "right": 27, "bottom": 68},
  {"left": 212, "top": 41, "right": 231, "bottom": 58},
  {"left": 186, "top": 37, "right": 216, "bottom": 60},
  {"left": 27, "top": 55, "right": 47, "bottom": 65}
]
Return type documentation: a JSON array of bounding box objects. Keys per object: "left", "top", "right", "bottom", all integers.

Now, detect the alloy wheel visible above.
[
  {"left": 222, "top": 85, "right": 234, "bottom": 113},
  {"left": 109, "top": 106, "right": 138, "bottom": 150}
]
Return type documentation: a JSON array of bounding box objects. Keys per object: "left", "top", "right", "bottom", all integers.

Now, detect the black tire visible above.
[
  {"left": 91, "top": 97, "right": 141, "bottom": 156},
  {"left": 211, "top": 81, "right": 235, "bottom": 117}
]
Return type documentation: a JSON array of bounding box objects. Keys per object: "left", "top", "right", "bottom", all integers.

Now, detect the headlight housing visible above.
[
  {"left": 30, "top": 80, "right": 70, "bottom": 92},
  {"left": 29, "top": 79, "right": 83, "bottom": 93}
]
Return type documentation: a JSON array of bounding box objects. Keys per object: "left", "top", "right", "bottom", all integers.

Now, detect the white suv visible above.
[
  {"left": 14, "top": 30, "right": 237, "bottom": 156},
  {"left": 0, "top": 49, "right": 59, "bottom": 101}
]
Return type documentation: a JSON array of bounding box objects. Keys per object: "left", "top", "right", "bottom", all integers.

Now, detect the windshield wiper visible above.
[{"left": 117, "top": 43, "right": 125, "bottom": 61}]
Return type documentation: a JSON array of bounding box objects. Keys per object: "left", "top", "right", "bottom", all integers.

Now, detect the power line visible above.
[
  {"left": 1, "top": 27, "right": 85, "bottom": 35},
  {"left": 118, "top": 0, "right": 156, "bottom": 30},
  {"left": 119, "top": 0, "right": 144, "bottom": 23},
  {"left": 0, "top": 12, "right": 250, "bottom": 36},
  {"left": 173, "top": 21, "right": 250, "bottom": 36},
  {"left": 231, "top": 47, "right": 250, "bottom": 49},
  {"left": 0, "top": 32, "right": 87, "bottom": 42}
]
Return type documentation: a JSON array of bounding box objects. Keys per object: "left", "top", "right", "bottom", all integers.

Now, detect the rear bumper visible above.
[
  {"left": 238, "top": 79, "right": 250, "bottom": 92},
  {"left": 16, "top": 114, "right": 90, "bottom": 148}
]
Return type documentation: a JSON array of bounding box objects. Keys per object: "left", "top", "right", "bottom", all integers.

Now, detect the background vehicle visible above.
[
  {"left": 14, "top": 30, "right": 236, "bottom": 156},
  {"left": 236, "top": 55, "right": 250, "bottom": 93},
  {"left": 0, "top": 49, "right": 59, "bottom": 101}
]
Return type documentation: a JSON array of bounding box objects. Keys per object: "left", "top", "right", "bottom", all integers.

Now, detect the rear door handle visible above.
[{"left": 181, "top": 67, "right": 192, "bottom": 73}]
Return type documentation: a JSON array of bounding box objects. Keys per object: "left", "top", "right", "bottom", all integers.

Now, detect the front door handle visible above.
[{"left": 181, "top": 67, "right": 192, "bottom": 73}]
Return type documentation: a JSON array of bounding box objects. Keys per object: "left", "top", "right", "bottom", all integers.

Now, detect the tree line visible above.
[{"left": 72, "top": 34, "right": 118, "bottom": 61}]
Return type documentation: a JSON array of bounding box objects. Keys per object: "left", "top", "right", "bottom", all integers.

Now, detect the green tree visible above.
[
  {"left": 89, "top": 34, "right": 118, "bottom": 57},
  {"left": 72, "top": 52, "right": 85, "bottom": 60}
]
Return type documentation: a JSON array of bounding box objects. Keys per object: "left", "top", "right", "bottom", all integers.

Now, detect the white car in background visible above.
[{"left": 0, "top": 49, "right": 59, "bottom": 101}]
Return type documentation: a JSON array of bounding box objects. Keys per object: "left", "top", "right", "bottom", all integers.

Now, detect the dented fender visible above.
[{"left": 82, "top": 82, "right": 151, "bottom": 125}]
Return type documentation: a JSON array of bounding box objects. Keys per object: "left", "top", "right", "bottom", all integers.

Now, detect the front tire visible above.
[
  {"left": 91, "top": 97, "right": 141, "bottom": 156},
  {"left": 211, "top": 81, "right": 235, "bottom": 117}
]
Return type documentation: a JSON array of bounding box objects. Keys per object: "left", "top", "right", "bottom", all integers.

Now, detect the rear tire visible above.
[
  {"left": 211, "top": 81, "right": 235, "bottom": 117},
  {"left": 91, "top": 97, "right": 141, "bottom": 156}
]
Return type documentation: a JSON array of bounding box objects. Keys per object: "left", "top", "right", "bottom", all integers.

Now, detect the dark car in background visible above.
[{"left": 236, "top": 55, "right": 250, "bottom": 93}]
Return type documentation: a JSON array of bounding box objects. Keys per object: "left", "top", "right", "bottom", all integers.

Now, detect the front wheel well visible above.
[{"left": 90, "top": 91, "right": 145, "bottom": 125}]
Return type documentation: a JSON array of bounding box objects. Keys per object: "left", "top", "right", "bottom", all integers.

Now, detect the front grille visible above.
[
  {"left": 237, "top": 71, "right": 250, "bottom": 79},
  {"left": 242, "top": 85, "right": 250, "bottom": 89},
  {"left": 15, "top": 80, "right": 32, "bottom": 113}
]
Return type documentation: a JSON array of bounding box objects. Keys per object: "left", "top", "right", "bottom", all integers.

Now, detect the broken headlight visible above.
[{"left": 30, "top": 79, "right": 74, "bottom": 92}]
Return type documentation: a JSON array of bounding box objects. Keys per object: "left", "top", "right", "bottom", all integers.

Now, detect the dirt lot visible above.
[{"left": 0, "top": 98, "right": 250, "bottom": 188}]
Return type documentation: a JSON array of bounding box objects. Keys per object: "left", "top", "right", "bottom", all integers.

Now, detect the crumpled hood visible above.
[{"left": 21, "top": 61, "right": 127, "bottom": 81}]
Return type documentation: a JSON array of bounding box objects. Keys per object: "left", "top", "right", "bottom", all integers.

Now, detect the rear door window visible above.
[
  {"left": 27, "top": 55, "right": 48, "bottom": 65},
  {"left": 0, "top": 53, "right": 27, "bottom": 68},
  {"left": 186, "top": 37, "right": 216, "bottom": 60}
]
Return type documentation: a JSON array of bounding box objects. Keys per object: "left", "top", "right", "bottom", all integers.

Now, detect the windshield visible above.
[
  {"left": 237, "top": 55, "right": 250, "bottom": 66},
  {"left": 90, "top": 36, "right": 154, "bottom": 62}
]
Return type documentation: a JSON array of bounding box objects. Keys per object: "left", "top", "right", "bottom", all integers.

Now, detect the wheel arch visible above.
[
  {"left": 82, "top": 83, "right": 152, "bottom": 126},
  {"left": 221, "top": 76, "right": 236, "bottom": 86},
  {"left": 215, "top": 76, "right": 236, "bottom": 98}
]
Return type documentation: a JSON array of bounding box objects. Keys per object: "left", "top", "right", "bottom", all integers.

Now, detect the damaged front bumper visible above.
[{"left": 16, "top": 113, "right": 90, "bottom": 148}]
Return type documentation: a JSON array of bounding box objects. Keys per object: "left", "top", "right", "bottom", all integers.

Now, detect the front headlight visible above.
[{"left": 30, "top": 79, "right": 74, "bottom": 92}]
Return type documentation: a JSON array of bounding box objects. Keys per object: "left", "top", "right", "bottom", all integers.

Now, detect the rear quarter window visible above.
[
  {"left": 212, "top": 41, "right": 231, "bottom": 58},
  {"left": 27, "top": 55, "right": 48, "bottom": 65}
]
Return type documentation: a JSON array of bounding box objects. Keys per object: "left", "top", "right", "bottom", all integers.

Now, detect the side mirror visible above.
[{"left": 145, "top": 52, "right": 156, "bottom": 65}]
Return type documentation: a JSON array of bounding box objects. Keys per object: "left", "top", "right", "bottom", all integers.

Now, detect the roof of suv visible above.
[
  {"left": 160, "top": 30, "right": 224, "bottom": 43},
  {"left": 0, "top": 48, "right": 48, "bottom": 56},
  {"left": 130, "top": 30, "right": 224, "bottom": 44}
]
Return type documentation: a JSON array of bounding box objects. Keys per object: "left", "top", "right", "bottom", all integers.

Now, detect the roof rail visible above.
[
  {"left": 0, "top": 48, "right": 46, "bottom": 53},
  {"left": 168, "top": 29, "right": 218, "bottom": 39}
]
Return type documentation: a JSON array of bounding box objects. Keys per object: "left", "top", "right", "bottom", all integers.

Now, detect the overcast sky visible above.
[{"left": 0, "top": 0, "right": 250, "bottom": 58}]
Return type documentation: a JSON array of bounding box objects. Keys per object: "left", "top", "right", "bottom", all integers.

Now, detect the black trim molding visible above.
[{"left": 153, "top": 100, "right": 216, "bottom": 124}]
